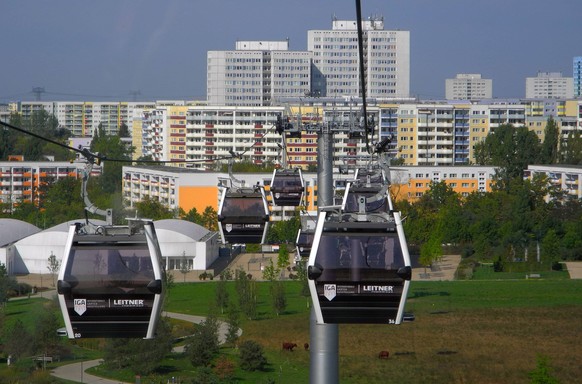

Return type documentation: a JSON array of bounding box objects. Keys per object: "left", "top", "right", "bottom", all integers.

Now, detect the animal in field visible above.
[
  {"left": 282, "top": 342, "right": 298, "bottom": 351},
  {"left": 304, "top": 342, "right": 309, "bottom": 351},
  {"left": 378, "top": 350, "right": 389, "bottom": 359}
]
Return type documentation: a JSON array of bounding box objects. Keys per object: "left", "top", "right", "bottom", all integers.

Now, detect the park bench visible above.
[{"left": 526, "top": 273, "right": 541, "bottom": 279}]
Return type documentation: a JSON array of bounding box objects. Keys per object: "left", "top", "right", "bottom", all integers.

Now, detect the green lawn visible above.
[{"left": 3, "top": 278, "right": 582, "bottom": 383}]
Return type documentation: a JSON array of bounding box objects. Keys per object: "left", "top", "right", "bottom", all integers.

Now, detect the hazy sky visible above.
[{"left": 2, "top": 0, "right": 581, "bottom": 102}]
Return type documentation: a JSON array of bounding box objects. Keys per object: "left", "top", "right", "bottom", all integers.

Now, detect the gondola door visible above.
[{"left": 57, "top": 222, "right": 164, "bottom": 339}]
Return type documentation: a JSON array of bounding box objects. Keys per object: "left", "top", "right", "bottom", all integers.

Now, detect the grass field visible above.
[
  {"left": 163, "top": 279, "right": 582, "bottom": 384},
  {"left": 3, "top": 278, "right": 582, "bottom": 383}
]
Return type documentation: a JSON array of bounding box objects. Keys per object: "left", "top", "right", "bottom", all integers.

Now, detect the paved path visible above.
[
  {"left": 52, "top": 359, "right": 125, "bottom": 384},
  {"left": 412, "top": 254, "right": 461, "bottom": 281},
  {"left": 50, "top": 312, "right": 238, "bottom": 384},
  {"left": 564, "top": 262, "right": 582, "bottom": 279}
]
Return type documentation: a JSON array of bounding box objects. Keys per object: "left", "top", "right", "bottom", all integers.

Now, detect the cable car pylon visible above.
[{"left": 271, "top": 111, "right": 306, "bottom": 207}]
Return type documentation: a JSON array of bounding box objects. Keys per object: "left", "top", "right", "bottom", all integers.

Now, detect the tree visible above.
[
  {"left": 270, "top": 280, "right": 287, "bottom": 316},
  {"left": 134, "top": 196, "right": 176, "bottom": 220},
  {"left": 186, "top": 313, "right": 220, "bottom": 367},
  {"left": 560, "top": 129, "right": 582, "bottom": 165},
  {"left": 2, "top": 319, "right": 34, "bottom": 361},
  {"left": 201, "top": 206, "right": 218, "bottom": 231},
  {"left": 215, "top": 278, "right": 229, "bottom": 314},
  {"left": 239, "top": 340, "right": 267, "bottom": 371},
  {"left": 42, "top": 177, "right": 85, "bottom": 226},
  {"left": 179, "top": 252, "right": 191, "bottom": 283},
  {"left": 277, "top": 246, "right": 290, "bottom": 275},
  {"left": 235, "top": 267, "right": 257, "bottom": 320},
  {"left": 214, "top": 356, "right": 235, "bottom": 381},
  {"left": 225, "top": 305, "right": 241, "bottom": 347},
  {"left": 0, "top": 263, "right": 17, "bottom": 306},
  {"left": 103, "top": 318, "right": 173, "bottom": 374},
  {"left": 539, "top": 117, "right": 560, "bottom": 164},
  {"left": 419, "top": 235, "right": 443, "bottom": 275},
  {"left": 541, "top": 229, "right": 561, "bottom": 267},
  {"left": 118, "top": 122, "right": 130, "bottom": 138},
  {"left": 474, "top": 124, "right": 541, "bottom": 190},
  {"left": 46, "top": 252, "right": 61, "bottom": 287},
  {"left": 0, "top": 114, "right": 18, "bottom": 160},
  {"left": 8, "top": 110, "right": 69, "bottom": 161},
  {"left": 32, "top": 302, "right": 64, "bottom": 358},
  {"left": 182, "top": 207, "right": 203, "bottom": 225},
  {"left": 266, "top": 215, "right": 301, "bottom": 244},
  {"left": 90, "top": 124, "right": 134, "bottom": 194},
  {"left": 262, "top": 259, "right": 278, "bottom": 282},
  {"left": 294, "top": 259, "right": 311, "bottom": 298}
]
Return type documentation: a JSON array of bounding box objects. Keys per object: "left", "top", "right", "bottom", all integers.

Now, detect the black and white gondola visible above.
[
  {"left": 218, "top": 186, "right": 270, "bottom": 244},
  {"left": 307, "top": 181, "right": 411, "bottom": 324},
  {"left": 270, "top": 168, "right": 305, "bottom": 207},
  {"left": 295, "top": 228, "right": 315, "bottom": 258},
  {"left": 57, "top": 219, "right": 164, "bottom": 339}
]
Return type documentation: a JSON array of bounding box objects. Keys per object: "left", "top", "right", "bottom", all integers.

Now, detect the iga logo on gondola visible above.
[
  {"left": 324, "top": 284, "right": 336, "bottom": 301},
  {"left": 74, "top": 299, "right": 87, "bottom": 316}
]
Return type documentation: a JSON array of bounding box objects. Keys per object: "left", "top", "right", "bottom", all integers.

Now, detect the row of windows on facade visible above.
[
  {"left": 311, "top": 36, "right": 398, "bottom": 43},
  {"left": 311, "top": 44, "right": 397, "bottom": 50},
  {"left": 224, "top": 58, "right": 310, "bottom": 64}
]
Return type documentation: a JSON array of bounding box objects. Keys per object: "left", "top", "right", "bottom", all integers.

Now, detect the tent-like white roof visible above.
[
  {"left": 0, "top": 219, "right": 41, "bottom": 247},
  {"left": 154, "top": 219, "right": 211, "bottom": 242}
]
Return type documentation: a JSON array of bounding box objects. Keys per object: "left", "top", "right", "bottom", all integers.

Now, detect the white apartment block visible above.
[
  {"left": 308, "top": 16, "right": 410, "bottom": 99},
  {"left": 445, "top": 74, "right": 493, "bottom": 100},
  {"left": 525, "top": 72, "right": 574, "bottom": 99},
  {"left": 525, "top": 165, "right": 582, "bottom": 199},
  {"left": 140, "top": 105, "right": 286, "bottom": 169},
  {"left": 207, "top": 40, "right": 311, "bottom": 106}
]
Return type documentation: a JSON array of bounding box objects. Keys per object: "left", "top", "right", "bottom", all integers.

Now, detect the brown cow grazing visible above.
[
  {"left": 282, "top": 342, "right": 297, "bottom": 351},
  {"left": 378, "top": 350, "right": 389, "bottom": 359},
  {"left": 304, "top": 342, "right": 309, "bottom": 351}
]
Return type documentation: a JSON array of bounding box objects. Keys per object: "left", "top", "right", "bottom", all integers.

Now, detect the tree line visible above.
[{"left": 405, "top": 120, "right": 582, "bottom": 271}]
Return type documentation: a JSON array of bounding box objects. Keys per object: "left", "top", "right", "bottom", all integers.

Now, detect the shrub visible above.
[
  {"left": 239, "top": 340, "right": 267, "bottom": 371},
  {"left": 528, "top": 355, "right": 560, "bottom": 384},
  {"left": 493, "top": 256, "right": 504, "bottom": 272}
]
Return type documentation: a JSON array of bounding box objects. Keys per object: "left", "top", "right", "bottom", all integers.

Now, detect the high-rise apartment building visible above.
[
  {"left": 574, "top": 56, "right": 582, "bottom": 98},
  {"left": 308, "top": 16, "right": 409, "bottom": 99},
  {"left": 445, "top": 74, "right": 492, "bottom": 100},
  {"left": 525, "top": 72, "right": 574, "bottom": 99},
  {"left": 207, "top": 40, "right": 311, "bottom": 106},
  {"left": 17, "top": 101, "right": 156, "bottom": 136}
]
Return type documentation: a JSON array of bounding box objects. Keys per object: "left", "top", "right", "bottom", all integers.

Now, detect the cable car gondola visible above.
[
  {"left": 295, "top": 228, "right": 315, "bottom": 258},
  {"left": 270, "top": 168, "right": 305, "bottom": 207},
  {"left": 218, "top": 186, "right": 270, "bottom": 244},
  {"left": 307, "top": 186, "right": 411, "bottom": 324},
  {"left": 57, "top": 220, "right": 164, "bottom": 339}
]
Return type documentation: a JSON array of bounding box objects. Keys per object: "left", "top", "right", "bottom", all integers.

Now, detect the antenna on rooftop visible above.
[
  {"left": 129, "top": 90, "right": 141, "bottom": 102},
  {"left": 32, "top": 87, "right": 45, "bottom": 101}
]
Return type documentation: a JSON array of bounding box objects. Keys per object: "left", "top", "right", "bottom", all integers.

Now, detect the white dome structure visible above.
[
  {"left": 2, "top": 219, "right": 108, "bottom": 275},
  {"left": 0, "top": 219, "right": 41, "bottom": 247},
  {"left": 153, "top": 219, "right": 220, "bottom": 271}
]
